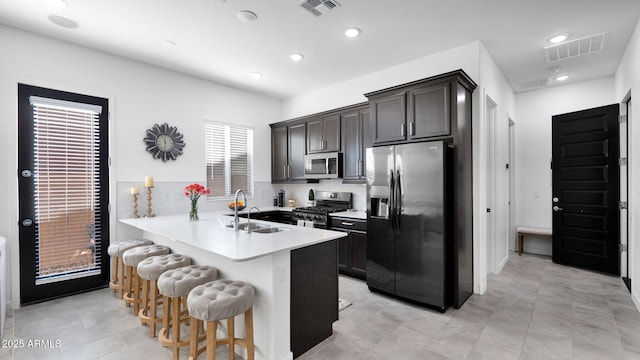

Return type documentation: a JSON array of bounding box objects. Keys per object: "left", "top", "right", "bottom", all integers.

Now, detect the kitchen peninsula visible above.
[{"left": 119, "top": 210, "right": 346, "bottom": 360}]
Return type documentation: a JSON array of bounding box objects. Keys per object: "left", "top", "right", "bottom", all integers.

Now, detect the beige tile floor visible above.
[{"left": 3, "top": 252, "right": 640, "bottom": 360}]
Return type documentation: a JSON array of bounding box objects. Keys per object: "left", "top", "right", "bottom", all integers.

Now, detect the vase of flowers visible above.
[{"left": 184, "top": 183, "right": 210, "bottom": 221}]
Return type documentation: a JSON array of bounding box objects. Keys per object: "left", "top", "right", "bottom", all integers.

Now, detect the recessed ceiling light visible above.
[
  {"left": 46, "top": 0, "right": 67, "bottom": 8},
  {"left": 548, "top": 34, "right": 569, "bottom": 44},
  {"left": 290, "top": 53, "right": 304, "bottom": 62},
  {"left": 555, "top": 75, "right": 569, "bottom": 81},
  {"left": 237, "top": 10, "right": 258, "bottom": 22},
  {"left": 547, "top": 66, "right": 561, "bottom": 73},
  {"left": 344, "top": 28, "right": 361, "bottom": 38},
  {"left": 164, "top": 40, "right": 176, "bottom": 47},
  {"left": 48, "top": 15, "right": 78, "bottom": 29},
  {"left": 250, "top": 72, "right": 263, "bottom": 79}
]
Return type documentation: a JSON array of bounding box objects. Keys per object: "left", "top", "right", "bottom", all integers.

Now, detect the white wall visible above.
[
  {"left": 478, "top": 43, "right": 516, "bottom": 285},
  {"left": 615, "top": 16, "right": 640, "bottom": 311},
  {"left": 283, "top": 42, "right": 481, "bottom": 120},
  {"left": 0, "top": 25, "right": 282, "bottom": 309},
  {"left": 514, "top": 77, "right": 615, "bottom": 256}
]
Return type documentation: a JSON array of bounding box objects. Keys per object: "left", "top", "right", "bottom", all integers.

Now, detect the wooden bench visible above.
[{"left": 517, "top": 226, "right": 552, "bottom": 256}]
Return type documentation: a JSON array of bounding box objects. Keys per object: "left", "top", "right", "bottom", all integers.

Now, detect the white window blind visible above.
[
  {"left": 205, "top": 121, "right": 254, "bottom": 197},
  {"left": 30, "top": 96, "right": 103, "bottom": 283}
]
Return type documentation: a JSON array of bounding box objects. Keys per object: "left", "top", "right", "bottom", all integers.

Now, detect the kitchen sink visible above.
[
  {"left": 223, "top": 222, "right": 269, "bottom": 231},
  {"left": 250, "top": 227, "right": 291, "bottom": 234},
  {"left": 222, "top": 221, "right": 290, "bottom": 233}
]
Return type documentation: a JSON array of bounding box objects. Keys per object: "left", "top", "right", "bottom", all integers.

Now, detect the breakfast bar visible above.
[{"left": 119, "top": 211, "right": 346, "bottom": 360}]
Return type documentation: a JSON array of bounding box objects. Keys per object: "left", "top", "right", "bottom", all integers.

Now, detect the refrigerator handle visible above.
[
  {"left": 389, "top": 169, "right": 395, "bottom": 229},
  {"left": 395, "top": 170, "right": 401, "bottom": 229}
]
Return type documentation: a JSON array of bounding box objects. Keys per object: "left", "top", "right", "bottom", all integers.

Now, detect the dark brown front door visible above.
[{"left": 552, "top": 104, "right": 620, "bottom": 276}]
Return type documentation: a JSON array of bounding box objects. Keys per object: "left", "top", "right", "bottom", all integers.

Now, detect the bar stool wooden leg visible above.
[
  {"left": 245, "top": 308, "right": 254, "bottom": 360},
  {"left": 171, "top": 297, "right": 181, "bottom": 359},
  {"left": 160, "top": 295, "right": 171, "bottom": 347},
  {"left": 110, "top": 256, "right": 118, "bottom": 292},
  {"left": 117, "top": 257, "right": 125, "bottom": 299},
  {"left": 124, "top": 265, "right": 133, "bottom": 308},
  {"left": 139, "top": 278, "right": 149, "bottom": 322},
  {"left": 227, "top": 317, "right": 234, "bottom": 360},
  {"left": 133, "top": 267, "right": 141, "bottom": 314},
  {"left": 207, "top": 320, "right": 217, "bottom": 360},
  {"left": 150, "top": 280, "right": 159, "bottom": 337}
]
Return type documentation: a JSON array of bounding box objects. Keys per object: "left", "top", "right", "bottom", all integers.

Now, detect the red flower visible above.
[{"left": 184, "top": 183, "right": 210, "bottom": 200}]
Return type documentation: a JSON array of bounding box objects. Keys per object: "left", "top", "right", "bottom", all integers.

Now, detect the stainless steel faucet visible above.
[
  {"left": 246, "top": 207, "right": 260, "bottom": 233},
  {"left": 233, "top": 189, "right": 246, "bottom": 231}
]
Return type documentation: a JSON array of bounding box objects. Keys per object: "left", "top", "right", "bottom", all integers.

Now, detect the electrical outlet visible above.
[{"left": 275, "top": 266, "right": 287, "bottom": 283}]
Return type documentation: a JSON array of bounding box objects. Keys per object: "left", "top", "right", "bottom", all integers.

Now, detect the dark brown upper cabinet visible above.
[
  {"left": 271, "top": 125, "right": 288, "bottom": 182},
  {"left": 271, "top": 121, "right": 306, "bottom": 183},
  {"left": 307, "top": 114, "right": 340, "bottom": 153},
  {"left": 370, "top": 90, "right": 406, "bottom": 144},
  {"left": 341, "top": 106, "right": 371, "bottom": 182},
  {"left": 407, "top": 82, "right": 450, "bottom": 140},
  {"left": 368, "top": 78, "right": 453, "bottom": 145}
]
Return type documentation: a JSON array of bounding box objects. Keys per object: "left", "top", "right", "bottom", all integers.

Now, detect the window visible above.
[
  {"left": 30, "top": 96, "right": 104, "bottom": 282},
  {"left": 205, "top": 121, "right": 254, "bottom": 197}
]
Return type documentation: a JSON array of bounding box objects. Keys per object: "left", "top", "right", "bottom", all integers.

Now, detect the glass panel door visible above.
[{"left": 18, "top": 84, "right": 110, "bottom": 305}]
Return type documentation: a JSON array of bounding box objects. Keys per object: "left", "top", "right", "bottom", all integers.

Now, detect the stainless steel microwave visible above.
[{"left": 304, "top": 152, "right": 343, "bottom": 179}]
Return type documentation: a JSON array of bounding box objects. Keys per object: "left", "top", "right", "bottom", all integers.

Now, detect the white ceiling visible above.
[{"left": 1, "top": 0, "right": 640, "bottom": 99}]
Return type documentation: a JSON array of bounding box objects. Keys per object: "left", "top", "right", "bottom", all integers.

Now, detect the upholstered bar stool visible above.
[
  {"left": 137, "top": 253, "right": 192, "bottom": 337},
  {"left": 158, "top": 265, "right": 219, "bottom": 360},
  {"left": 107, "top": 239, "right": 153, "bottom": 299},
  {"left": 122, "top": 244, "right": 171, "bottom": 315},
  {"left": 187, "top": 279, "right": 255, "bottom": 360}
]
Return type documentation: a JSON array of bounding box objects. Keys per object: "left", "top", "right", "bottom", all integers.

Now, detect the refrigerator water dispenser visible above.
[{"left": 370, "top": 197, "right": 389, "bottom": 218}]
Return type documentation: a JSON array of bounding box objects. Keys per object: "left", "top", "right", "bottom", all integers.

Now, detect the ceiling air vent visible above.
[
  {"left": 543, "top": 32, "right": 607, "bottom": 63},
  {"left": 517, "top": 78, "right": 549, "bottom": 92},
  {"left": 298, "top": 0, "right": 341, "bottom": 17}
]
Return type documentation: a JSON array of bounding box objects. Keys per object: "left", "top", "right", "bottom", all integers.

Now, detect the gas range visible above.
[{"left": 292, "top": 191, "right": 352, "bottom": 228}]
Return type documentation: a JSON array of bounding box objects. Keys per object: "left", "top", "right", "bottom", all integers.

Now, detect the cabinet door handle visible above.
[
  {"left": 284, "top": 165, "right": 287, "bottom": 178},
  {"left": 401, "top": 123, "right": 406, "bottom": 137},
  {"left": 341, "top": 222, "right": 355, "bottom": 226},
  {"left": 409, "top": 122, "right": 415, "bottom": 136},
  {"left": 320, "top": 140, "right": 324, "bottom": 150}
]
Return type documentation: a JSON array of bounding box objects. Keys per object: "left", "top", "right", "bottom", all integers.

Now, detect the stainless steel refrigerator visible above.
[{"left": 366, "top": 141, "right": 451, "bottom": 311}]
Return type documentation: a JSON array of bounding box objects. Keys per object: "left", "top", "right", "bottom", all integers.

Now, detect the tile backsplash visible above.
[
  {"left": 116, "top": 180, "right": 367, "bottom": 218},
  {"left": 272, "top": 180, "right": 367, "bottom": 211},
  {"left": 116, "top": 181, "right": 277, "bottom": 218}
]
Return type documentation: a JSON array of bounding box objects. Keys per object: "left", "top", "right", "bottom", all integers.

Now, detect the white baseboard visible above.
[
  {"left": 497, "top": 254, "right": 509, "bottom": 273},
  {"left": 633, "top": 290, "right": 640, "bottom": 314},
  {"left": 474, "top": 280, "right": 487, "bottom": 295}
]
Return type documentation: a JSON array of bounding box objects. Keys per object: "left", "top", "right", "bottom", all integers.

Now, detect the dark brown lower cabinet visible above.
[
  {"left": 331, "top": 216, "right": 367, "bottom": 280},
  {"left": 290, "top": 240, "right": 338, "bottom": 358}
]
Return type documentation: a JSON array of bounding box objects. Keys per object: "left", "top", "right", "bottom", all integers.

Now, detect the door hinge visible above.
[
  {"left": 620, "top": 114, "right": 628, "bottom": 123},
  {"left": 620, "top": 201, "right": 628, "bottom": 210},
  {"left": 108, "top": 203, "right": 111, "bottom": 214},
  {"left": 620, "top": 243, "right": 628, "bottom": 252},
  {"left": 620, "top": 157, "right": 628, "bottom": 166},
  {"left": 108, "top": 157, "right": 112, "bottom": 167}
]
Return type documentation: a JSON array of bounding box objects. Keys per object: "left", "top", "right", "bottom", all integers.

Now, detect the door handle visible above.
[
  {"left": 553, "top": 206, "right": 564, "bottom": 211},
  {"left": 395, "top": 170, "right": 401, "bottom": 228},
  {"left": 389, "top": 170, "right": 395, "bottom": 227},
  {"left": 22, "top": 218, "right": 33, "bottom": 227}
]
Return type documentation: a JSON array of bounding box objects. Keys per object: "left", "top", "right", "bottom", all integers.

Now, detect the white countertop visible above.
[
  {"left": 329, "top": 210, "right": 367, "bottom": 220},
  {"left": 118, "top": 210, "right": 346, "bottom": 262}
]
